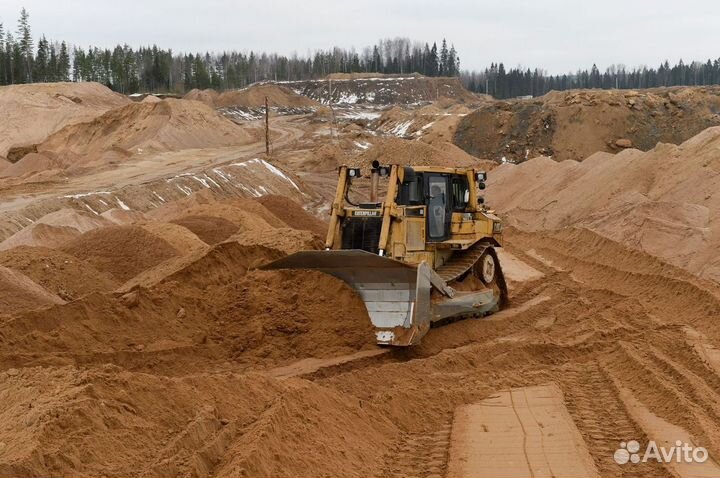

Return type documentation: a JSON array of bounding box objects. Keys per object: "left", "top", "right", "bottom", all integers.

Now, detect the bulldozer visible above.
[{"left": 262, "top": 161, "right": 507, "bottom": 346}]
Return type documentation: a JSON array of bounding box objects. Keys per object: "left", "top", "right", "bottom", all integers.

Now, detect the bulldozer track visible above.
[
  {"left": 435, "top": 242, "right": 491, "bottom": 282},
  {"left": 382, "top": 423, "right": 453, "bottom": 478}
]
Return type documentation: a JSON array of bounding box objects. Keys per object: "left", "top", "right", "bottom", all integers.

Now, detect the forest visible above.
[{"left": 1, "top": 8, "right": 720, "bottom": 99}]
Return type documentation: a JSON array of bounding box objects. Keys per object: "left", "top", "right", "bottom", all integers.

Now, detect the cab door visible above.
[{"left": 426, "top": 175, "right": 451, "bottom": 241}]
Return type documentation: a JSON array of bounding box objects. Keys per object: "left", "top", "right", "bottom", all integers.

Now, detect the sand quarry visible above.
[{"left": 1, "top": 78, "right": 720, "bottom": 478}]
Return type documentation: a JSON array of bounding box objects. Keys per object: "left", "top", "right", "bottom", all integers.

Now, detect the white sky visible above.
[{"left": 0, "top": 0, "right": 718, "bottom": 74}]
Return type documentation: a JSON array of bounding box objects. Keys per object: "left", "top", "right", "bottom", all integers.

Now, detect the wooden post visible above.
[{"left": 265, "top": 96, "right": 270, "bottom": 156}]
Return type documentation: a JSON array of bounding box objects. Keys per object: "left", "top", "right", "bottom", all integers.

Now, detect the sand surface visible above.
[{"left": 1, "top": 82, "right": 720, "bottom": 478}]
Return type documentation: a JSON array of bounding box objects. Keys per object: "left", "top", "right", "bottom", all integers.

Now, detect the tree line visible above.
[
  {"left": 2, "top": 8, "right": 720, "bottom": 99},
  {"left": 0, "top": 9, "right": 459, "bottom": 93},
  {"left": 461, "top": 60, "right": 720, "bottom": 99}
]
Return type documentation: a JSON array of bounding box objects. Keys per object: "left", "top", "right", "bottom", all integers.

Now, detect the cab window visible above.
[{"left": 451, "top": 176, "right": 469, "bottom": 211}]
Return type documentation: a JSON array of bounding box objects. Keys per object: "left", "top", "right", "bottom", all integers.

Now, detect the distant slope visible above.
[
  {"left": 486, "top": 126, "right": 720, "bottom": 281},
  {"left": 0, "top": 82, "right": 130, "bottom": 159},
  {"left": 287, "top": 74, "right": 480, "bottom": 105},
  {"left": 2, "top": 99, "right": 254, "bottom": 177},
  {"left": 184, "top": 84, "right": 319, "bottom": 109},
  {"left": 455, "top": 86, "right": 720, "bottom": 162}
]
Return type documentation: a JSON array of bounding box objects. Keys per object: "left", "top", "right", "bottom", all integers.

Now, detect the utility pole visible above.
[{"left": 265, "top": 96, "right": 270, "bottom": 156}]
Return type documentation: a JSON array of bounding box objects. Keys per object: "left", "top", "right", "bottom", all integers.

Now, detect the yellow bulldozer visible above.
[{"left": 263, "top": 161, "right": 507, "bottom": 346}]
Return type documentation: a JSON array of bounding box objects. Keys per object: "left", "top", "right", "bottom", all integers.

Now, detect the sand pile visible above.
[
  {"left": 214, "top": 379, "right": 396, "bottom": 478},
  {"left": 230, "top": 228, "right": 323, "bottom": 254},
  {"left": 456, "top": 86, "right": 720, "bottom": 162},
  {"left": 212, "top": 269, "right": 376, "bottom": 365},
  {"left": 61, "top": 225, "right": 179, "bottom": 282},
  {"left": 0, "top": 82, "right": 129, "bottom": 159},
  {"left": 183, "top": 88, "right": 220, "bottom": 107},
  {"left": 215, "top": 84, "right": 319, "bottom": 108},
  {"left": 0, "top": 209, "right": 110, "bottom": 251},
  {"left": 0, "top": 364, "right": 394, "bottom": 478},
  {"left": 151, "top": 201, "right": 278, "bottom": 235},
  {"left": 355, "top": 137, "right": 494, "bottom": 171},
  {"left": 170, "top": 215, "right": 240, "bottom": 245},
  {"left": 0, "top": 246, "right": 118, "bottom": 300},
  {"left": 0, "top": 265, "right": 65, "bottom": 314},
  {"left": 256, "top": 195, "right": 328, "bottom": 236},
  {"left": 488, "top": 126, "right": 720, "bottom": 281},
  {"left": 141, "top": 222, "right": 209, "bottom": 255},
  {"left": 10, "top": 99, "right": 254, "bottom": 175},
  {"left": 0, "top": 238, "right": 373, "bottom": 369},
  {"left": 307, "top": 143, "right": 348, "bottom": 171}
]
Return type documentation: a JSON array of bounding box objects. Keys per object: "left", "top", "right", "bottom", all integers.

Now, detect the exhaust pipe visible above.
[{"left": 370, "top": 160, "right": 380, "bottom": 203}]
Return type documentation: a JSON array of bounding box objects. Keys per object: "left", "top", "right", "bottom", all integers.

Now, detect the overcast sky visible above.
[{"left": 0, "top": 0, "right": 718, "bottom": 74}]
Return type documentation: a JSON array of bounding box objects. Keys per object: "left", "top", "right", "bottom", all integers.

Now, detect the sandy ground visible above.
[{"left": 2, "top": 81, "right": 720, "bottom": 478}]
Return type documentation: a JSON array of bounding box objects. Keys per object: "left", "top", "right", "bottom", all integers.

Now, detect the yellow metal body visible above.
[{"left": 325, "top": 165, "right": 503, "bottom": 270}]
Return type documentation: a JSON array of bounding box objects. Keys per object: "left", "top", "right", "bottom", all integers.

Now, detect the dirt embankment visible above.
[
  {"left": 371, "top": 101, "right": 474, "bottom": 146},
  {"left": 455, "top": 86, "right": 720, "bottom": 162},
  {"left": 487, "top": 125, "right": 720, "bottom": 281},
  {"left": 2, "top": 99, "right": 254, "bottom": 178},
  {"left": 0, "top": 82, "right": 129, "bottom": 160},
  {"left": 290, "top": 75, "right": 481, "bottom": 105},
  {"left": 184, "top": 84, "right": 319, "bottom": 109}
]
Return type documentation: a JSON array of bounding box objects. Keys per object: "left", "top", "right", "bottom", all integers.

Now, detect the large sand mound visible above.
[
  {"left": 356, "top": 136, "right": 493, "bottom": 171},
  {"left": 487, "top": 126, "right": 720, "bottom": 281},
  {"left": 183, "top": 88, "right": 220, "bottom": 106},
  {"left": 456, "top": 86, "right": 720, "bottom": 162},
  {"left": 0, "top": 82, "right": 129, "bottom": 159},
  {"left": 12, "top": 99, "right": 254, "bottom": 175},
  {"left": 0, "top": 209, "right": 111, "bottom": 251},
  {"left": 61, "top": 225, "right": 180, "bottom": 282},
  {"left": 215, "top": 84, "right": 319, "bottom": 108}
]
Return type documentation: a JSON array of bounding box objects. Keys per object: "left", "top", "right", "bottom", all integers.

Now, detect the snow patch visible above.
[{"left": 116, "top": 197, "right": 131, "bottom": 211}]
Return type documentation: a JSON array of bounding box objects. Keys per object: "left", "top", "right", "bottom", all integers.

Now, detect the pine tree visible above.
[
  {"left": 72, "top": 46, "right": 83, "bottom": 81},
  {"left": 6, "top": 32, "right": 16, "bottom": 84},
  {"left": 35, "top": 35, "right": 48, "bottom": 82},
  {"left": 17, "top": 7, "right": 33, "bottom": 82},
  {"left": 447, "top": 44, "right": 458, "bottom": 76},
  {"left": 428, "top": 42, "right": 438, "bottom": 76},
  {"left": 439, "top": 39, "right": 448, "bottom": 75},
  {"left": 48, "top": 42, "right": 57, "bottom": 81},
  {"left": 58, "top": 42, "right": 70, "bottom": 81}
]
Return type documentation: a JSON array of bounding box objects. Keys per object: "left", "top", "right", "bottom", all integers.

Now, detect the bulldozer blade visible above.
[
  {"left": 261, "top": 250, "right": 433, "bottom": 346},
  {"left": 261, "top": 250, "right": 502, "bottom": 346}
]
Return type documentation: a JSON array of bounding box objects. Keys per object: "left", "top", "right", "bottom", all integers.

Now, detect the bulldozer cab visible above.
[
  {"left": 262, "top": 161, "right": 506, "bottom": 346},
  {"left": 396, "top": 169, "right": 472, "bottom": 242}
]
